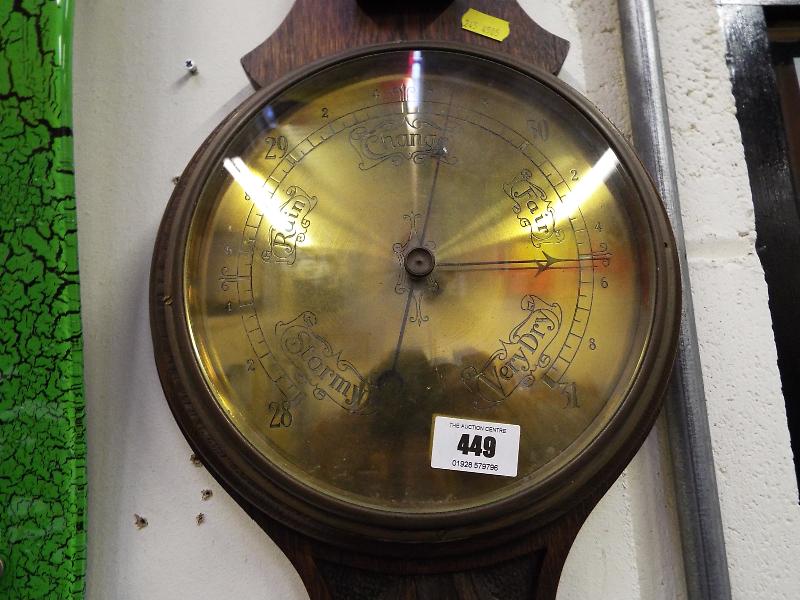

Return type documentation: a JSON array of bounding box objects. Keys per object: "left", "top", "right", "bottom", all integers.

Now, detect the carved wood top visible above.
[{"left": 241, "top": 0, "right": 570, "bottom": 88}]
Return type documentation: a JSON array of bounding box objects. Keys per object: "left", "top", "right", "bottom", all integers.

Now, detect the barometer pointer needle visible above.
[
  {"left": 390, "top": 92, "right": 454, "bottom": 372},
  {"left": 437, "top": 251, "right": 612, "bottom": 275}
]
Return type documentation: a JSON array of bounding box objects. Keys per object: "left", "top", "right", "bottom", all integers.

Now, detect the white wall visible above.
[
  {"left": 654, "top": 1, "right": 800, "bottom": 598},
  {"left": 72, "top": 1, "right": 799, "bottom": 598}
]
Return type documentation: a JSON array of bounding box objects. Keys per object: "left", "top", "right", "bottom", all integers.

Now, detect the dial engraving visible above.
[
  {"left": 461, "top": 294, "right": 565, "bottom": 410},
  {"left": 260, "top": 185, "right": 317, "bottom": 266},
  {"left": 275, "top": 311, "right": 372, "bottom": 414},
  {"left": 349, "top": 115, "right": 454, "bottom": 170},
  {"left": 167, "top": 48, "right": 677, "bottom": 522},
  {"left": 504, "top": 168, "right": 564, "bottom": 247}
]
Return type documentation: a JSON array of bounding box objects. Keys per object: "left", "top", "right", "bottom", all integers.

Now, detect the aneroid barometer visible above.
[{"left": 150, "top": 1, "right": 680, "bottom": 598}]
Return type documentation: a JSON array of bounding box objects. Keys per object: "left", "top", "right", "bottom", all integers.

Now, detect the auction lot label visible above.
[{"left": 430, "top": 415, "right": 521, "bottom": 477}]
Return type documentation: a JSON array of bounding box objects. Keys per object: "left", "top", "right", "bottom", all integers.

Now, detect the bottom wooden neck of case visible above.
[{"left": 248, "top": 506, "right": 590, "bottom": 600}]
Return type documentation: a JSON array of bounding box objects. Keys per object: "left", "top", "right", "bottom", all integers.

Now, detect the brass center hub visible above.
[{"left": 405, "top": 247, "right": 435, "bottom": 278}]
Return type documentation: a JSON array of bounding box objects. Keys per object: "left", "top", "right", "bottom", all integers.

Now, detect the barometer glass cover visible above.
[{"left": 153, "top": 46, "right": 678, "bottom": 538}]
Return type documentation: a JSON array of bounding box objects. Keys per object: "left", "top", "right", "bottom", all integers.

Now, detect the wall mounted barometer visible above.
[{"left": 150, "top": 2, "right": 680, "bottom": 597}]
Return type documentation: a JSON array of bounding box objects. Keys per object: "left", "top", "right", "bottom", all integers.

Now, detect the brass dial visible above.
[{"left": 152, "top": 45, "right": 679, "bottom": 543}]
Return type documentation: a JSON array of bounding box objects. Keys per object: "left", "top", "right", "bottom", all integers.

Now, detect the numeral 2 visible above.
[
  {"left": 264, "top": 135, "right": 288, "bottom": 159},
  {"left": 269, "top": 401, "right": 293, "bottom": 428}
]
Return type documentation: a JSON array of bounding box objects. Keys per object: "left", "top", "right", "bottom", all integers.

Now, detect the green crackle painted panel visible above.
[{"left": 0, "top": 0, "right": 87, "bottom": 598}]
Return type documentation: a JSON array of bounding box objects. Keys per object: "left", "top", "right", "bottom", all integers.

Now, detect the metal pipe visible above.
[{"left": 617, "top": 2, "right": 733, "bottom": 599}]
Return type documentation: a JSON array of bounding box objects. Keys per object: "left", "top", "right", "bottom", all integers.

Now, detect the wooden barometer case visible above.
[{"left": 150, "top": 1, "right": 681, "bottom": 598}]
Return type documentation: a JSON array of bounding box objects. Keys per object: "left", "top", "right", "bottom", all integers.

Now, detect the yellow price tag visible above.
[{"left": 461, "top": 8, "right": 510, "bottom": 42}]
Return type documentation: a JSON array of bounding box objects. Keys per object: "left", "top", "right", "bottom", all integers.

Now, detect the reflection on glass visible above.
[{"left": 184, "top": 49, "right": 658, "bottom": 514}]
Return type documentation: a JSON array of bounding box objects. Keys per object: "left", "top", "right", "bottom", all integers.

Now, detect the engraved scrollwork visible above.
[
  {"left": 393, "top": 213, "right": 437, "bottom": 296},
  {"left": 391, "top": 213, "right": 438, "bottom": 328},
  {"left": 275, "top": 312, "right": 372, "bottom": 414},
  {"left": 504, "top": 169, "right": 564, "bottom": 248},
  {"left": 349, "top": 115, "right": 457, "bottom": 170},
  {"left": 409, "top": 292, "right": 429, "bottom": 326},
  {"left": 393, "top": 212, "right": 421, "bottom": 293},
  {"left": 461, "top": 294, "right": 570, "bottom": 409},
  {"left": 261, "top": 186, "right": 318, "bottom": 266}
]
